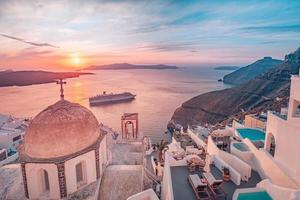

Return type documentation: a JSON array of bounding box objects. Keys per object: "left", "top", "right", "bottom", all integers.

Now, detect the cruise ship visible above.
[{"left": 89, "top": 91, "right": 136, "bottom": 105}]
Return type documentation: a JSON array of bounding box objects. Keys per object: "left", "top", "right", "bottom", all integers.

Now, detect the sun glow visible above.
[{"left": 70, "top": 53, "right": 83, "bottom": 68}]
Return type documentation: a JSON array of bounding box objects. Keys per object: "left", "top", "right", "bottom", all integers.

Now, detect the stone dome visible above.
[{"left": 24, "top": 100, "right": 100, "bottom": 159}]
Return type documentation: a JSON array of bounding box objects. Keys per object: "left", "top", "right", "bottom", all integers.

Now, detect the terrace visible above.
[
  {"left": 170, "top": 165, "right": 262, "bottom": 200},
  {"left": 163, "top": 127, "right": 267, "bottom": 200}
]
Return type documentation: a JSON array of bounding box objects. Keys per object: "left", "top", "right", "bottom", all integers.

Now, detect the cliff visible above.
[
  {"left": 172, "top": 47, "right": 300, "bottom": 127},
  {"left": 223, "top": 57, "right": 282, "bottom": 85}
]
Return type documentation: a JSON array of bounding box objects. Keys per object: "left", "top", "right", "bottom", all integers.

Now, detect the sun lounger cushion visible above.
[
  {"left": 203, "top": 172, "right": 222, "bottom": 186},
  {"left": 189, "top": 174, "right": 207, "bottom": 187}
]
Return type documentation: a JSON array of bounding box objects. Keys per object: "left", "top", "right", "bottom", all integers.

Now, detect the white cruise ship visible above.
[{"left": 89, "top": 91, "right": 136, "bottom": 106}]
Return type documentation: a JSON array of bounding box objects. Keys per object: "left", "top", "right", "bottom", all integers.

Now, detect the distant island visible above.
[
  {"left": 84, "top": 63, "right": 179, "bottom": 70},
  {"left": 0, "top": 70, "right": 93, "bottom": 87},
  {"left": 214, "top": 66, "right": 240, "bottom": 70}
]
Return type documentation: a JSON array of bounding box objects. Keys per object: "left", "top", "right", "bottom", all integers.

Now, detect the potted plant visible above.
[
  {"left": 158, "top": 140, "right": 169, "bottom": 163},
  {"left": 222, "top": 166, "right": 230, "bottom": 181}
]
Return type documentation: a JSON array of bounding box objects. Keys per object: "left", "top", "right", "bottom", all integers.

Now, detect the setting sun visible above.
[{"left": 70, "top": 53, "right": 83, "bottom": 67}]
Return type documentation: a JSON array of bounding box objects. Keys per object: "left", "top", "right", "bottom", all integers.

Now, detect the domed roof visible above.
[{"left": 24, "top": 100, "right": 100, "bottom": 159}]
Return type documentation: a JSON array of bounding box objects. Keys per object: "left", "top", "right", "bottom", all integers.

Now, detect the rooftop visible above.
[
  {"left": 23, "top": 100, "right": 100, "bottom": 159},
  {"left": 0, "top": 127, "right": 21, "bottom": 136},
  {"left": 170, "top": 165, "right": 262, "bottom": 200}
]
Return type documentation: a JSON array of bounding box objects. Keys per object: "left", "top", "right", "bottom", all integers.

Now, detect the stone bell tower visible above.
[{"left": 121, "top": 113, "right": 139, "bottom": 139}]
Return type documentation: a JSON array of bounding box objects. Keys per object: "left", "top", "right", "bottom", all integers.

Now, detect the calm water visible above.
[{"left": 0, "top": 68, "right": 232, "bottom": 143}]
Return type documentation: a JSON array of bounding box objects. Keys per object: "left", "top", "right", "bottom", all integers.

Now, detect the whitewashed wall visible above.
[
  {"left": 161, "top": 153, "right": 174, "bottom": 200},
  {"left": 26, "top": 163, "right": 60, "bottom": 199},
  {"left": 127, "top": 189, "right": 159, "bottom": 200},
  {"left": 257, "top": 179, "right": 300, "bottom": 200},
  {"left": 65, "top": 150, "right": 97, "bottom": 195},
  {"left": 245, "top": 138, "right": 299, "bottom": 189},
  {"left": 207, "top": 136, "right": 252, "bottom": 182},
  {"left": 212, "top": 155, "right": 241, "bottom": 185}
]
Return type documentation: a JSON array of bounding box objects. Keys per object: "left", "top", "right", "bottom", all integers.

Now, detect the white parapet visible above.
[
  {"left": 257, "top": 179, "right": 300, "bottom": 200},
  {"left": 244, "top": 138, "right": 299, "bottom": 189},
  {"left": 0, "top": 151, "right": 19, "bottom": 167},
  {"left": 127, "top": 189, "right": 159, "bottom": 200}
]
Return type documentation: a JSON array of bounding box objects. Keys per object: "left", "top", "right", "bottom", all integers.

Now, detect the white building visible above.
[
  {"left": 0, "top": 113, "right": 27, "bottom": 149},
  {"left": 265, "top": 74, "right": 300, "bottom": 186},
  {"left": 0, "top": 114, "right": 28, "bottom": 166},
  {"left": 19, "top": 99, "right": 108, "bottom": 199},
  {"left": 160, "top": 73, "right": 300, "bottom": 200}
]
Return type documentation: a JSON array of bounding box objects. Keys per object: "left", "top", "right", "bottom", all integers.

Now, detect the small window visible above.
[
  {"left": 76, "top": 161, "right": 87, "bottom": 188},
  {"left": 40, "top": 169, "right": 50, "bottom": 194},
  {"left": 76, "top": 162, "right": 83, "bottom": 183},
  {"left": 13, "top": 135, "right": 21, "bottom": 142},
  {"left": 43, "top": 170, "right": 50, "bottom": 191}
]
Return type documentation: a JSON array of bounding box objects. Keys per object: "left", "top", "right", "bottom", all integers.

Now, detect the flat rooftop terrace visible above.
[{"left": 171, "top": 165, "right": 262, "bottom": 200}]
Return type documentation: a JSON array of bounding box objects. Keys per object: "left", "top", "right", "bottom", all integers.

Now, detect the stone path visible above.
[
  {"left": 99, "top": 165, "right": 142, "bottom": 200},
  {"left": 98, "top": 134, "right": 145, "bottom": 200}
]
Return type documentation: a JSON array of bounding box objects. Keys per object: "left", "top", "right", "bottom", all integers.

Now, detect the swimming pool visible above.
[
  {"left": 232, "top": 142, "right": 249, "bottom": 152},
  {"left": 236, "top": 128, "right": 265, "bottom": 141},
  {"left": 237, "top": 191, "right": 272, "bottom": 200},
  {"left": 7, "top": 150, "right": 17, "bottom": 157}
]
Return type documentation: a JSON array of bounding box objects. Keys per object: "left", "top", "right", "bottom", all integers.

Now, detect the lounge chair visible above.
[
  {"left": 203, "top": 172, "right": 226, "bottom": 199},
  {"left": 188, "top": 174, "right": 212, "bottom": 200}
]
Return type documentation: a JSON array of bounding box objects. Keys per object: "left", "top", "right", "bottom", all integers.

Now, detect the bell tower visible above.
[{"left": 121, "top": 113, "right": 139, "bottom": 139}]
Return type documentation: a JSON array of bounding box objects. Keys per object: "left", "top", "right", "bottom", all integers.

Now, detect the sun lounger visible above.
[
  {"left": 188, "top": 174, "right": 212, "bottom": 200},
  {"left": 203, "top": 172, "right": 226, "bottom": 199}
]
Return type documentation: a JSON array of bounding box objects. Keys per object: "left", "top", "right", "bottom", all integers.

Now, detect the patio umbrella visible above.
[
  {"left": 210, "top": 129, "right": 233, "bottom": 138},
  {"left": 186, "top": 154, "right": 205, "bottom": 165},
  {"left": 185, "top": 154, "right": 200, "bottom": 161},
  {"left": 204, "top": 155, "right": 211, "bottom": 172}
]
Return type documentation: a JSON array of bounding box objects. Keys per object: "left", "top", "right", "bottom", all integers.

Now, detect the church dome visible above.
[{"left": 24, "top": 100, "right": 100, "bottom": 159}]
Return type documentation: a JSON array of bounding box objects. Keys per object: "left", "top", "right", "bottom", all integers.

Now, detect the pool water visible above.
[
  {"left": 233, "top": 142, "right": 249, "bottom": 152},
  {"left": 7, "top": 150, "right": 17, "bottom": 157},
  {"left": 237, "top": 128, "right": 265, "bottom": 141},
  {"left": 237, "top": 191, "right": 272, "bottom": 200}
]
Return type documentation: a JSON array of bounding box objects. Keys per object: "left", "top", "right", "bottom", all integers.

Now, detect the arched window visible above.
[
  {"left": 266, "top": 133, "right": 276, "bottom": 157},
  {"left": 125, "top": 121, "right": 135, "bottom": 138},
  {"left": 40, "top": 169, "right": 50, "bottom": 194},
  {"left": 269, "top": 135, "right": 276, "bottom": 157},
  {"left": 76, "top": 161, "right": 87, "bottom": 188}
]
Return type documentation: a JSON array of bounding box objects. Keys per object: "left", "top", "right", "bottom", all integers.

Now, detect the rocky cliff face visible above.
[
  {"left": 223, "top": 57, "right": 282, "bottom": 85},
  {"left": 172, "top": 47, "right": 300, "bottom": 127}
]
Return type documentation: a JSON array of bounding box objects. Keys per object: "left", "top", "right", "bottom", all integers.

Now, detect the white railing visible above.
[
  {"left": 161, "top": 153, "right": 174, "bottom": 200},
  {"left": 0, "top": 152, "right": 19, "bottom": 167},
  {"left": 207, "top": 136, "right": 252, "bottom": 183},
  {"left": 244, "top": 139, "right": 299, "bottom": 189},
  {"left": 213, "top": 155, "right": 241, "bottom": 185}
]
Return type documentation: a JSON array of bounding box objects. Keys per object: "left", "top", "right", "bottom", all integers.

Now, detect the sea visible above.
[{"left": 0, "top": 67, "right": 233, "bottom": 144}]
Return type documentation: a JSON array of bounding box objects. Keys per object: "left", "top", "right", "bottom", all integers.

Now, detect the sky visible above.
[{"left": 0, "top": 0, "right": 300, "bottom": 70}]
